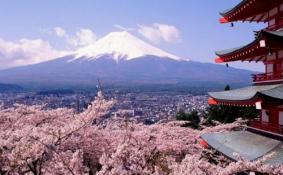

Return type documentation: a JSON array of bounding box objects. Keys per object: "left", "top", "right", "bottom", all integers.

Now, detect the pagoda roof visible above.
[
  {"left": 201, "top": 131, "right": 283, "bottom": 165},
  {"left": 208, "top": 84, "right": 283, "bottom": 103},
  {"left": 215, "top": 30, "right": 283, "bottom": 63},
  {"left": 219, "top": 0, "right": 283, "bottom": 23}
]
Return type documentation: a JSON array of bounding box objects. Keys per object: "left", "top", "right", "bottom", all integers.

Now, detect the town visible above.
[{"left": 0, "top": 90, "right": 208, "bottom": 123}]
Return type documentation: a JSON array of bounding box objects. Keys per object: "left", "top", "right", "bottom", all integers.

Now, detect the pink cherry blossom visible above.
[{"left": 0, "top": 95, "right": 282, "bottom": 174}]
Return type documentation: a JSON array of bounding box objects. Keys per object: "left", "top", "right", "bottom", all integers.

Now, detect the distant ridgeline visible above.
[
  {"left": 0, "top": 31, "right": 253, "bottom": 91},
  {"left": 0, "top": 82, "right": 248, "bottom": 95},
  {"left": 0, "top": 83, "right": 23, "bottom": 92}
]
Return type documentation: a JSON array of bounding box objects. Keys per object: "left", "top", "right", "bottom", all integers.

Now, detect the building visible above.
[
  {"left": 209, "top": 0, "right": 283, "bottom": 135},
  {"left": 202, "top": 0, "right": 283, "bottom": 165}
]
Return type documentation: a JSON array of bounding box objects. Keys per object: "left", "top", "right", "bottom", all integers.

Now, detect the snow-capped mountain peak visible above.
[{"left": 74, "top": 31, "right": 181, "bottom": 62}]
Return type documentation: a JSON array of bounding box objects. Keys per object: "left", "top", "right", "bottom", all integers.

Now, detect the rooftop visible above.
[
  {"left": 215, "top": 30, "right": 283, "bottom": 63},
  {"left": 201, "top": 131, "right": 283, "bottom": 165},
  {"left": 208, "top": 84, "right": 283, "bottom": 103},
  {"left": 219, "top": 0, "right": 283, "bottom": 23}
]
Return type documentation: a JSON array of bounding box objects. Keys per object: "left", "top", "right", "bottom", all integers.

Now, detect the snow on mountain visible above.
[
  {"left": 74, "top": 31, "right": 182, "bottom": 62},
  {"left": 0, "top": 31, "right": 253, "bottom": 89}
]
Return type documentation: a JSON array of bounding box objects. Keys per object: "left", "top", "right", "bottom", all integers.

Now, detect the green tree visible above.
[
  {"left": 176, "top": 110, "right": 200, "bottom": 129},
  {"left": 205, "top": 105, "right": 258, "bottom": 124},
  {"left": 224, "top": 84, "right": 230, "bottom": 91}
]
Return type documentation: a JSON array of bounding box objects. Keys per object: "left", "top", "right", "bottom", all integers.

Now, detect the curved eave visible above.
[
  {"left": 208, "top": 91, "right": 258, "bottom": 104},
  {"left": 215, "top": 30, "right": 283, "bottom": 63},
  {"left": 208, "top": 84, "right": 283, "bottom": 105},
  {"left": 208, "top": 97, "right": 257, "bottom": 106},
  {"left": 209, "top": 99, "right": 257, "bottom": 106},
  {"left": 219, "top": 0, "right": 248, "bottom": 17},
  {"left": 220, "top": 0, "right": 283, "bottom": 23}
]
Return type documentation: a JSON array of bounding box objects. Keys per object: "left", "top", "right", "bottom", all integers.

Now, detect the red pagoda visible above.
[
  {"left": 200, "top": 0, "right": 283, "bottom": 164},
  {"left": 208, "top": 0, "right": 283, "bottom": 136}
]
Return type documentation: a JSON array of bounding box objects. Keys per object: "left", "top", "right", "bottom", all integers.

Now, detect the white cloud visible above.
[
  {"left": 0, "top": 27, "right": 97, "bottom": 69},
  {"left": 74, "top": 28, "right": 97, "bottom": 46},
  {"left": 0, "top": 27, "right": 96, "bottom": 69},
  {"left": 54, "top": 27, "right": 67, "bottom": 37},
  {"left": 138, "top": 23, "right": 181, "bottom": 44},
  {"left": 0, "top": 25, "right": 179, "bottom": 69},
  {"left": 53, "top": 27, "right": 97, "bottom": 47},
  {"left": 0, "top": 38, "right": 66, "bottom": 69}
]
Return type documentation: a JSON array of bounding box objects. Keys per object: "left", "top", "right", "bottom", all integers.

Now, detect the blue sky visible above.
[{"left": 0, "top": 0, "right": 265, "bottom": 71}]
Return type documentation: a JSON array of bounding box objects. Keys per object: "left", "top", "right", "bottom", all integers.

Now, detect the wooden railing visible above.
[
  {"left": 249, "top": 119, "right": 283, "bottom": 135},
  {"left": 252, "top": 72, "right": 283, "bottom": 83}
]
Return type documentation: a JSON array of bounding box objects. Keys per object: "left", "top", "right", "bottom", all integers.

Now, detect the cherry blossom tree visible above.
[
  {"left": 0, "top": 95, "right": 114, "bottom": 174},
  {"left": 0, "top": 95, "right": 282, "bottom": 175}
]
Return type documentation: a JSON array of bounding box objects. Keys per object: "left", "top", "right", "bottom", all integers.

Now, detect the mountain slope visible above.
[
  {"left": 74, "top": 31, "right": 181, "bottom": 62},
  {"left": 0, "top": 31, "right": 254, "bottom": 89},
  {"left": 0, "top": 83, "right": 23, "bottom": 92},
  {"left": 0, "top": 55, "right": 253, "bottom": 88}
]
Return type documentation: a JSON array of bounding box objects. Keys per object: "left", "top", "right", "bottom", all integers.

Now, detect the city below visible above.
[{"left": 0, "top": 89, "right": 208, "bottom": 124}]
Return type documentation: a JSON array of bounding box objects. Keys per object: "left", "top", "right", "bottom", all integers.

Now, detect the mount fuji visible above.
[
  {"left": 0, "top": 31, "right": 253, "bottom": 89},
  {"left": 74, "top": 31, "right": 181, "bottom": 62}
]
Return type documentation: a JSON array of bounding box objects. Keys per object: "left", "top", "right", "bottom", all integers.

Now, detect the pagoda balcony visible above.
[
  {"left": 252, "top": 72, "right": 283, "bottom": 84},
  {"left": 248, "top": 119, "right": 283, "bottom": 135}
]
